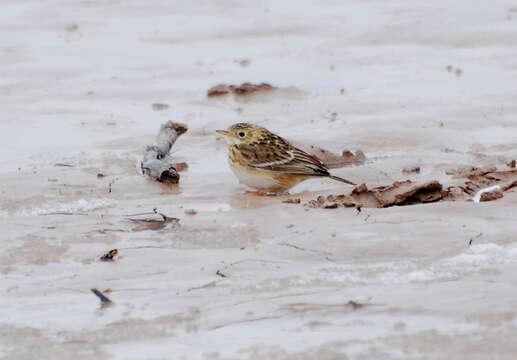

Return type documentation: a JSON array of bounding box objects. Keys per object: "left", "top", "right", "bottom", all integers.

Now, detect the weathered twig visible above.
[
  {"left": 186, "top": 281, "right": 217, "bottom": 292},
  {"left": 126, "top": 208, "right": 179, "bottom": 231},
  {"left": 108, "top": 177, "right": 118, "bottom": 193},
  {"left": 141, "top": 121, "right": 188, "bottom": 184},
  {"left": 216, "top": 270, "right": 228, "bottom": 278},
  {"left": 100, "top": 249, "right": 118, "bottom": 261},
  {"left": 91, "top": 288, "right": 113, "bottom": 305}
]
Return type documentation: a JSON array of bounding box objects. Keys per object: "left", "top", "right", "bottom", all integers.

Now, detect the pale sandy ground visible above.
[{"left": 2, "top": 1, "right": 517, "bottom": 359}]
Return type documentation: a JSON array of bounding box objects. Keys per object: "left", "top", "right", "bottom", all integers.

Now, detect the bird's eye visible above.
[{"left": 238, "top": 131, "right": 246, "bottom": 137}]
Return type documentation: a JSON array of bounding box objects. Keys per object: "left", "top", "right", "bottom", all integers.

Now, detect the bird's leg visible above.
[
  {"left": 245, "top": 189, "right": 268, "bottom": 196},
  {"left": 245, "top": 187, "right": 289, "bottom": 196}
]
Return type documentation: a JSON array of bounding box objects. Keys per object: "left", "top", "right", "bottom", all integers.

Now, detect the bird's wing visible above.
[{"left": 240, "top": 142, "right": 330, "bottom": 176}]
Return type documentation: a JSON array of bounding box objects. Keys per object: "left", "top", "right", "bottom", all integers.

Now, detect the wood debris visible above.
[
  {"left": 207, "top": 82, "right": 275, "bottom": 97},
  {"left": 151, "top": 103, "right": 169, "bottom": 111},
  {"left": 216, "top": 270, "right": 227, "bottom": 278},
  {"left": 479, "top": 190, "right": 503, "bottom": 202},
  {"left": 91, "top": 288, "right": 113, "bottom": 305},
  {"left": 127, "top": 209, "right": 179, "bottom": 232},
  {"left": 307, "top": 181, "right": 444, "bottom": 209},
  {"left": 402, "top": 166, "right": 421, "bottom": 174},
  {"left": 141, "top": 121, "right": 188, "bottom": 184},
  {"left": 305, "top": 167, "right": 517, "bottom": 209},
  {"left": 100, "top": 249, "right": 118, "bottom": 261}
]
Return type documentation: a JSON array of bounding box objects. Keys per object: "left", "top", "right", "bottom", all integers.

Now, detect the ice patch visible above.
[
  {"left": 443, "top": 243, "right": 517, "bottom": 266},
  {"left": 316, "top": 243, "right": 517, "bottom": 285},
  {"left": 17, "top": 198, "right": 117, "bottom": 216}
]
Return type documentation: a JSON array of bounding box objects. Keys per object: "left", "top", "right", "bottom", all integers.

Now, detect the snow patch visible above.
[
  {"left": 317, "top": 243, "right": 517, "bottom": 285},
  {"left": 17, "top": 198, "right": 117, "bottom": 216}
]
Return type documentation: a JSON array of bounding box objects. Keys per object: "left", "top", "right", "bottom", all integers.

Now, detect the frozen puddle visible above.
[
  {"left": 315, "top": 243, "right": 517, "bottom": 285},
  {"left": 16, "top": 198, "right": 117, "bottom": 216}
]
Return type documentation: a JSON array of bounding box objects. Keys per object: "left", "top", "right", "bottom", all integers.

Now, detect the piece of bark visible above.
[
  {"left": 207, "top": 82, "right": 275, "bottom": 97},
  {"left": 307, "top": 181, "right": 443, "bottom": 209},
  {"left": 304, "top": 167, "right": 517, "bottom": 209},
  {"left": 349, "top": 180, "right": 444, "bottom": 208},
  {"left": 402, "top": 166, "right": 421, "bottom": 174},
  {"left": 446, "top": 167, "right": 517, "bottom": 198},
  {"left": 151, "top": 103, "right": 169, "bottom": 111},
  {"left": 232, "top": 82, "right": 274, "bottom": 95},
  {"left": 479, "top": 190, "right": 503, "bottom": 202},
  {"left": 207, "top": 84, "right": 231, "bottom": 97}
]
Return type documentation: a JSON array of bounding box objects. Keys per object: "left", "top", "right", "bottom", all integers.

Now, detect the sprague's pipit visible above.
[{"left": 216, "top": 123, "right": 356, "bottom": 195}]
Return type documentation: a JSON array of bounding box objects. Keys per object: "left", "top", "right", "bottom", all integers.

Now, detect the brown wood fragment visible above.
[
  {"left": 402, "top": 166, "right": 421, "bottom": 174},
  {"left": 91, "top": 288, "right": 113, "bottom": 305},
  {"left": 100, "top": 249, "right": 118, "bottom": 261},
  {"left": 151, "top": 103, "right": 169, "bottom": 111},
  {"left": 207, "top": 82, "right": 275, "bottom": 97}
]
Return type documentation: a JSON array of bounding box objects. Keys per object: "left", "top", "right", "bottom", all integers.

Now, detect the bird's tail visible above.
[{"left": 329, "top": 175, "right": 356, "bottom": 186}]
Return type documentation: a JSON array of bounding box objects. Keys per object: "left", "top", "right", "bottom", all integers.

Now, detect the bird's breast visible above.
[{"left": 228, "top": 146, "right": 277, "bottom": 189}]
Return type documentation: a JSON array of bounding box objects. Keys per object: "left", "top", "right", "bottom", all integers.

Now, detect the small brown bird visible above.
[{"left": 216, "top": 123, "right": 356, "bottom": 195}]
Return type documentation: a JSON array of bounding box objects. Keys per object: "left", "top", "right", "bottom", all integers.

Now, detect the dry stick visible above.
[
  {"left": 108, "top": 177, "right": 118, "bottom": 193},
  {"left": 210, "top": 315, "right": 284, "bottom": 331},
  {"left": 278, "top": 242, "right": 321, "bottom": 253},
  {"left": 215, "top": 259, "right": 288, "bottom": 279},
  {"left": 91, "top": 288, "right": 113, "bottom": 304},
  {"left": 468, "top": 232, "right": 483, "bottom": 246},
  {"left": 186, "top": 281, "right": 220, "bottom": 293},
  {"left": 125, "top": 208, "right": 176, "bottom": 222},
  {"left": 231, "top": 290, "right": 333, "bottom": 307},
  {"left": 123, "top": 209, "right": 160, "bottom": 217},
  {"left": 141, "top": 121, "right": 188, "bottom": 183},
  {"left": 278, "top": 242, "right": 335, "bottom": 262},
  {"left": 215, "top": 270, "right": 227, "bottom": 278}
]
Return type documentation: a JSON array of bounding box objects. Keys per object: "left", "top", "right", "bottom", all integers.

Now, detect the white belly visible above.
[{"left": 230, "top": 162, "right": 277, "bottom": 189}]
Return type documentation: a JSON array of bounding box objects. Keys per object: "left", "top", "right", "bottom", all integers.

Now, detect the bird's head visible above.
[{"left": 216, "top": 123, "right": 265, "bottom": 145}]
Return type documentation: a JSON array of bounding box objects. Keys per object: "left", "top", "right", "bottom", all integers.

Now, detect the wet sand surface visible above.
[{"left": 2, "top": 1, "right": 517, "bottom": 359}]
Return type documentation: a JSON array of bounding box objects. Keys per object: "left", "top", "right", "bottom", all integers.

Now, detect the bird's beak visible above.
[{"left": 216, "top": 130, "right": 232, "bottom": 137}]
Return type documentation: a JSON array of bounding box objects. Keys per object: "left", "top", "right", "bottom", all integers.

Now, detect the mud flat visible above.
[{"left": 2, "top": 1, "right": 517, "bottom": 359}]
